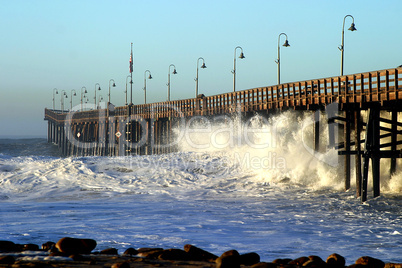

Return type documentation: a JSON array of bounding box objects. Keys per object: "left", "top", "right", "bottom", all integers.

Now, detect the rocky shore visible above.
[{"left": 0, "top": 238, "right": 400, "bottom": 268}]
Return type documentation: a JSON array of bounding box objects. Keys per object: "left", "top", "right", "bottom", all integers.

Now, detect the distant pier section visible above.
[{"left": 45, "top": 67, "right": 402, "bottom": 201}]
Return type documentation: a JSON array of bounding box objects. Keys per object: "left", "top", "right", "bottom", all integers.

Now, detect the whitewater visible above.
[{"left": 0, "top": 111, "right": 401, "bottom": 265}]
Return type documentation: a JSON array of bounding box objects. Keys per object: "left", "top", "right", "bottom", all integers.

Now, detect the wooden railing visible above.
[{"left": 45, "top": 67, "right": 402, "bottom": 123}]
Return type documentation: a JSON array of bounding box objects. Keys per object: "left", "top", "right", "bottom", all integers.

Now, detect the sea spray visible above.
[{"left": 176, "top": 110, "right": 345, "bottom": 190}]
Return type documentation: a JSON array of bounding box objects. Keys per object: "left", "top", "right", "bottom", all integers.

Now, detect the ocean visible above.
[{"left": 0, "top": 111, "right": 401, "bottom": 265}]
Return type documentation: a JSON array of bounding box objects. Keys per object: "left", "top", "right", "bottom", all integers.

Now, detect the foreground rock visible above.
[
  {"left": 0, "top": 238, "right": 400, "bottom": 267},
  {"left": 55, "top": 237, "right": 97, "bottom": 255}
]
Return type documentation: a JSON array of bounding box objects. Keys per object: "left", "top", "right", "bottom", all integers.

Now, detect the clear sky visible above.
[{"left": 0, "top": 0, "right": 401, "bottom": 138}]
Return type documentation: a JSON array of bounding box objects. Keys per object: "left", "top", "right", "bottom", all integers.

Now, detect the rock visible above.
[
  {"left": 137, "top": 249, "right": 164, "bottom": 259},
  {"left": 251, "top": 262, "right": 278, "bottom": 268},
  {"left": 111, "top": 262, "right": 130, "bottom": 268},
  {"left": 327, "top": 253, "right": 346, "bottom": 268},
  {"left": 0, "top": 240, "right": 18, "bottom": 252},
  {"left": 55, "top": 237, "right": 97, "bottom": 255},
  {"left": 385, "top": 264, "right": 402, "bottom": 268},
  {"left": 100, "top": 248, "right": 118, "bottom": 255},
  {"left": 347, "top": 264, "right": 366, "bottom": 268},
  {"left": 183, "top": 244, "right": 218, "bottom": 261},
  {"left": 272, "top": 258, "right": 293, "bottom": 264},
  {"left": 23, "top": 243, "right": 40, "bottom": 251},
  {"left": 216, "top": 250, "right": 240, "bottom": 268},
  {"left": 42, "top": 241, "right": 56, "bottom": 251},
  {"left": 69, "top": 254, "right": 91, "bottom": 261},
  {"left": 356, "top": 256, "right": 385, "bottom": 268},
  {"left": 137, "top": 247, "right": 164, "bottom": 253},
  {"left": 158, "top": 249, "right": 190, "bottom": 261},
  {"left": 239, "top": 252, "right": 260, "bottom": 265},
  {"left": 123, "top": 247, "right": 139, "bottom": 256},
  {"left": 220, "top": 249, "right": 239, "bottom": 258},
  {"left": 303, "top": 259, "right": 327, "bottom": 267},
  {"left": 303, "top": 255, "right": 327, "bottom": 267},
  {"left": 309, "top": 255, "right": 324, "bottom": 262},
  {"left": 289, "top": 256, "right": 310, "bottom": 266},
  {"left": 216, "top": 255, "right": 240, "bottom": 268},
  {"left": 0, "top": 255, "right": 15, "bottom": 264}
]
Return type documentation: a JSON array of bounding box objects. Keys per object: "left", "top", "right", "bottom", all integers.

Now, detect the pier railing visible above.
[{"left": 45, "top": 67, "right": 402, "bottom": 122}]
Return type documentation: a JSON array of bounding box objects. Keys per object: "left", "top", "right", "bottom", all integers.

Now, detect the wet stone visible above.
[
  {"left": 326, "top": 253, "right": 346, "bottom": 268},
  {"left": 239, "top": 252, "right": 260, "bottom": 266},
  {"left": 0, "top": 255, "right": 15, "bottom": 264},
  {"left": 41, "top": 241, "right": 56, "bottom": 251},
  {"left": 0, "top": 240, "right": 18, "bottom": 253},
  {"left": 355, "top": 256, "right": 385, "bottom": 268},
  {"left": 158, "top": 249, "right": 190, "bottom": 261},
  {"left": 289, "top": 256, "right": 309, "bottom": 266},
  {"left": 123, "top": 247, "right": 139, "bottom": 256},
  {"left": 100, "top": 248, "right": 119, "bottom": 255},
  {"left": 184, "top": 244, "right": 217, "bottom": 262},
  {"left": 55, "top": 237, "right": 97, "bottom": 255}
]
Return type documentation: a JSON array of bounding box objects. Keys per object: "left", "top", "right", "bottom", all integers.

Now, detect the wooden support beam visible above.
[
  {"left": 327, "top": 107, "right": 337, "bottom": 149},
  {"left": 344, "top": 111, "right": 351, "bottom": 191},
  {"left": 314, "top": 111, "right": 320, "bottom": 152},
  {"left": 378, "top": 117, "right": 402, "bottom": 127},
  {"left": 372, "top": 108, "right": 380, "bottom": 198},
  {"left": 355, "top": 110, "right": 362, "bottom": 197},
  {"left": 391, "top": 111, "right": 398, "bottom": 175},
  {"left": 361, "top": 109, "right": 373, "bottom": 202}
]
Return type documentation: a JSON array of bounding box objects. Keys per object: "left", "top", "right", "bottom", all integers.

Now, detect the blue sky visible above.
[{"left": 0, "top": 0, "right": 401, "bottom": 137}]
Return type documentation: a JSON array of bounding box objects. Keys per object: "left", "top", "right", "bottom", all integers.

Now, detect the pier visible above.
[{"left": 45, "top": 67, "right": 402, "bottom": 201}]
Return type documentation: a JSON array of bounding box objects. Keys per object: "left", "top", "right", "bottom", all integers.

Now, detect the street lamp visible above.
[
  {"left": 339, "top": 15, "right": 357, "bottom": 76},
  {"left": 94, "top": 83, "right": 101, "bottom": 108},
  {"left": 143, "top": 70, "right": 152, "bottom": 104},
  {"left": 276, "top": 33, "right": 290, "bottom": 85},
  {"left": 60, "top": 90, "right": 68, "bottom": 112},
  {"left": 52, "top": 88, "right": 58, "bottom": 110},
  {"left": 232, "top": 46, "right": 245, "bottom": 92},
  {"left": 108, "top": 79, "right": 116, "bottom": 104},
  {"left": 195, "top": 57, "right": 207, "bottom": 97},
  {"left": 167, "top": 64, "right": 177, "bottom": 101},
  {"left": 70, "top": 89, "right": 77, "bottom": 111},
  {"left": 80, "top": 86, "right": 87, "bottom": 111},
  {"left": 98, "top": 95, "right": 103, "bottom": 109},
  {"left": 125, "top": 75, "right": 131, "bottom": 105}
]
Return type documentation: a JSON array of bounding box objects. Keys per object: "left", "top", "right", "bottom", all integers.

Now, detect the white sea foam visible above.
[{"left": 0, "top": 111, "right": 401, "bottom": 263}]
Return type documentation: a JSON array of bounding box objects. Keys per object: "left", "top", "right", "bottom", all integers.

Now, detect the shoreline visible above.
[{"left": 0, "top": 238, "right": 401, "bottom": 268}]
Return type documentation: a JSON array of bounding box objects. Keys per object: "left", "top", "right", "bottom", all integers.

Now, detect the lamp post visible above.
[
  {"left": 276, "top": 33, "right": 290, "bottom": 85},
  {"left": 60, "top": 90, "right": 68, "bottom": 112},
  {"left": 339, "top": 15, "right": 357, "bottom": 76},
  {"left": 94, "top": 83, "right": 101, "bottom": 108},
  {"left": 232, "top": 46, "right": 245, "bottom": 92},
  {"left": 98, "top": 95, "right": 103, "bottom": 109},
  {"left": 108, "top": 79, "right": 116, "bottom": 104},
  {"left": 130, "top": 42, "right": 134, "bottom": 105},
  {"left": 52, "top": 88, "right": 58, "bottom": 110},
  {"left": 70, "top": 89, "right": 77, "bottom": 111},
  {"left": 143, "top": 70, "right": 152, "bottom": 104},
  {"left": 195, "top": 57, "right": 207, "bottom": 97},
  {"left": 167, "top": 64, "right": 177, "bottom": 101},
  {"left": 80, "top": 87, "right": 87, "bottom": 111},
  {"left": 125, "top": 75, "right": 131, "bottom": 105}
]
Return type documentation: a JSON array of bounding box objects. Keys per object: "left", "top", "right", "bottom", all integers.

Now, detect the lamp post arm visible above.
[{"left": 340, "top": 15, "right": 355, "bottom": 76}]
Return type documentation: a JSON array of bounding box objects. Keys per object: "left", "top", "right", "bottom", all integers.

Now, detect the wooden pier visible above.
[{"left": 45, "top": 67, "right": 402, "bottom": 201}]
